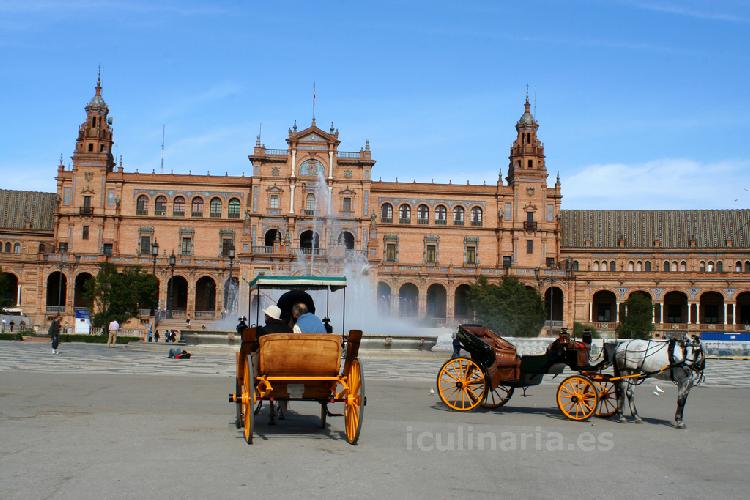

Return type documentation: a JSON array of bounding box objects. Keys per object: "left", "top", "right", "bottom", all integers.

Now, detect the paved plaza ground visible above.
[{"left": 1, "top": 342, "right": 749, "bottom": 499}]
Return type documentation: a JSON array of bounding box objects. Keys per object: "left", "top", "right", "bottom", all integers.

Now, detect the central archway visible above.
[
  {"left": 699, "top": 291, "right": 724, "bottom": 324},
  {"left": 737, "top": 292, "right": 750, "bottom": 326},
  {"left": 454, "top": 284, "right": 474, "bottom": 322},
  {"left": 300, "top": 230, "right": 320, "bottom": 254},
  {"left": 593, "top": 290, "right": 616, "bottom": 322},
  {"left": 167, "top": 276, "right": 188, "bottom": 315},
  {"left": 399, "top": 283, "right": 418, "bottom": 318},
  {"left": 195, "top": 276, "right": 217, "bottom": 317},
  {"left": 46, "top": 271, "right": 67, "bottom": 311},
  {"left": 377, "top": 282, "right": 391, "bottom": 315},
  {"left": 664, "top": 291, "right": 688, "bottom": 323},
  {"left": 74, "top": 272, "right": 94, "bottom": 309},
  {"left": 544, "top": 286, "right": 564, "bottom": 323},
  {"left": 338, "top": 231, "right": 355, "bottom": 250},
  {"left": 426, "top": 284, "right": 447, "bottom": 322},
  {"left": 265, "top": 229, "right": 280, "bottom": 248}
]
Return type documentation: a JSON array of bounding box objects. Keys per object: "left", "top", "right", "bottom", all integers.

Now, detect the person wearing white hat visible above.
[{"left": 261, "top": 305, "right": 289, "bottom": 334}]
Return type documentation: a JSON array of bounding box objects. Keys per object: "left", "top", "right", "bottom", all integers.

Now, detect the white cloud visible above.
[
  {"left": 627, "top": 0, "right": 749, "bottom": 23},
  {"left": 563, "top": 158, "right": 750, "bottom": 209}
]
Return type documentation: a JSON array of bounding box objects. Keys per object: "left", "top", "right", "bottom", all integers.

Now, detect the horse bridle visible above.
[{"left": 685, "top": 336, "right": 706, "bottom": 383}]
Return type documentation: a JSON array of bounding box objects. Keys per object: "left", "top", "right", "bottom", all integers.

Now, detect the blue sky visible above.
[{"left": 1, "top": 0, "right": 749, "bottom": 209}]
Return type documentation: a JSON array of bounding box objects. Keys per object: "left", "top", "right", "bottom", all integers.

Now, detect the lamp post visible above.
[
  {"left": 536, "top": 268, "right": 561, "bottom": 336},
  {"left": 150, "top": 239, "right": 159, "bottom": 316},
  {"left": 167, "top": 250, "right": 176, "bottom": 319},
  {"left": 226, "top": 244, "right": 236, "bottom": 315}
]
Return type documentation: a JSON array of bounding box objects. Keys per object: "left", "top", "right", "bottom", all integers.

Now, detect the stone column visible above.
[
  {"left": 391, "top": 289, "right": 399, "bottom": 317},
  {"left": 16, "top": 283, "right": 21, "bottom": 307},
  {"left": 724, "top": 303, "right": 728, "bottom": 326},
  {"left": 588, "top": 302, "right": 592, "bottom": 322},
  {"left": 687, "top": 303, "right": 692, "bottom": 324},
  {"left": 660, "top": 302, "right": 665, "bottom": 323},
  {"left": 289, "top": 183, "right": 296, "bottom": 214},
  {"left": 187, "top": 280, "right": 196, "bottom": 317},
  {"left": 732, "top": 303, "right": 736, "bottom": 325},
  {"left": 614, "top": 301, "right": 619, "bottom": 323},
  {"left": 418, "top": 286, "right": 427, "bottom": 319},
  {"left": 446, "top": 285, "right": 456, "bottom": 323}
]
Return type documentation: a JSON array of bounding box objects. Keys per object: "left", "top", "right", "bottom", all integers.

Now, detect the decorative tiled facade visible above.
[{"left": 1, "top": 79, "right": 749, "bottom": 336}]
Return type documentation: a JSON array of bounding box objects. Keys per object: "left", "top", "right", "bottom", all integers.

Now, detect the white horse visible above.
[{"left": 611, "top": 336, "right": 705, "bottom": 428}]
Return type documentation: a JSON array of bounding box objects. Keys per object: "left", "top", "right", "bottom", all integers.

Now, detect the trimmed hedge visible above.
[{"left": 0, "top": 333, "right": 24, "bottom": 341}]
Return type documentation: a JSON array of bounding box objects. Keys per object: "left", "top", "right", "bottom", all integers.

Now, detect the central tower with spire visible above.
[
  {"left": 73, "top": 69, "right": 115, "bottom": 172},
  {"left": 507, "top": 95, "right": 546, "bottom": 185}
]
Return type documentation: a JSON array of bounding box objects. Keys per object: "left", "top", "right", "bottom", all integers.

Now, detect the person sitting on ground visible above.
[
  {"left": 260, "top": 306, "right": 289, "bottom": 335},
  {"left": 291, "top": 303, "right": 326, "bottom": 333},
  {"left": 168, "top": 347, "right": 191, "bottom": 359}
]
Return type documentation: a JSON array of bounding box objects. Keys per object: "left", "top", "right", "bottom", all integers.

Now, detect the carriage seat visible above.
[
  {"left": 258, "top": 333, "right": 341, "bottom": 376},
  {"left": 519, "top": 354, "right": 549, "bottom": 374}
]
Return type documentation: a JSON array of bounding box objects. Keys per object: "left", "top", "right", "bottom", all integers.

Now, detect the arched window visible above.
[
  {"left": 305, "top": 193, "right": 316, "bottom": 214},
  {"left": 672, "top": 261, "right": 678, "bottom": 272},
  {"left": 664, "top": 261, "right": 671, "bottom": 272},
  {"left": 627, "top": 261, "right": 634, "bottom": 272},
  {"left": 209, "top": 197, "right": 222, "bottom": 218},
  {"left": 645, "top": 261, "right": 652, "bottom": 272},
  {"left": 381, "top": 203, "right": 393, "bottom": 222},
  {"left": 593, "top": 261, "right": 599, "bottom": 272},
  {"left": 609, "top": 261, "right": 616, "bottom": 272},
  {"left": 173, "top": 196, "right": 185, "bottom": 216},
  {"left": 228, "top": 198, "right": 241, "bottom": 218},
  {"left": 3, "top": 242, "right": 10, "bottom": 253},
  {"left": 680, "top": 261, "right": 687, "bottom": 272},
  {"left": 13, "top": 242, "right": 21, "bottom": 254},
  {"left": 435, "top": 205, "right": 447, "bottom": 224},
  {"left": 736, "top": 261, "right": 742, "bottom": 272},
  {"left": 707, "top": 261, "right": 715, "bottom": 272},
  {"left": 154, "top": 195, "right": 167, "bottom": 216},
  {"left": 417, "top": 204, "right": 429, "bottom": 224},
  {"left": 717, "top": 261, "right": 723, "bottom": 273},
  {"left": 636, "top": 261, "right": 642, "bottom": 272},
  {"left": 399, "top": 204, "right": 411, "bottom": 223},
  {"left": 699, "top": 261, "right": 706, "bottom": 272},
  {"left": 746, "top": 261, "right": 750, "bottom": 273},
  {"left": 136, "top": 195, "right": 149, "bottom": 215},
  {"left": 453, "top": 206, "right": 465, "bottom": 225},
  {"left": 572, "top": 260, "right": 579, "bottom": 271},
  {"left": 471, "top": 207, "right": 483, "bottom": 226},
  {"left": 191, "top": 197, "right": 204, "bottom": 217}
]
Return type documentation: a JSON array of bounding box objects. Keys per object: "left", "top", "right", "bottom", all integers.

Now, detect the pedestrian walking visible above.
[
  {"left": 9, "top": 320, "right": 15, "bottom": 332},
  {"left": 154, "top": 329, "right": 160, "bottom": 343},
  {"left": 107, "top": 318, "right": 120, "bottom": 347},
  {"left": 49, "top": 315, "right": 61, "bottom": 354},
  {"left": 186, "top": 316, "right": 191, "bottom": 329}
]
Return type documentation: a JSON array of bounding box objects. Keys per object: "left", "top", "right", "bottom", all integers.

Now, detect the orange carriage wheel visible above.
[
  {"left": 481, "top": 384, "right": 514, "bottom": 409},
  {"left": 344, "top": 358, "right": 365, "bottom": 445},
  {"left": 556, "top": 375, "right": 599, "bottom": 421},
  {"left": 436, "top": 357, "right": 486, "bottom": 411},
  {"left": 241, "top": 354, "right": 255, "bottom": 444},
  {"left": 594, "top": 380, "right": 617, "bottom": 418}
]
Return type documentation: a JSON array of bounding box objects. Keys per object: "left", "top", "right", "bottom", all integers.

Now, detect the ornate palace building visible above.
[{"left": 2, "top": 78, "right": 749, "bottom": 335}]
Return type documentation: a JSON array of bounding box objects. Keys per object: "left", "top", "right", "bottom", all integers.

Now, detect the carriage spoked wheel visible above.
[
  {"left": 437, "top": 357, "right": 486, "bottom": 411},
  {"left": 344, "top": 359, "right": 365, "bottom": 445},
  {"left": 556, "top": 375, "right": 599, "bottom": 421},
  {"left": 481, "top": 384, "right": 514, "bottom": 409},
  {"left": 241, "top": 354, "right": 256, "bottom": 444},
  {"left": 594, "top": 380, "right": 617, "bottom": 418}
]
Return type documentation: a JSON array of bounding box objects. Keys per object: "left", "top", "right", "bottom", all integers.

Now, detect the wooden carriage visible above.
[
  {"left": 437, "top": 325, "right": 618, "bottom": 421},
  {"left": 228, "top": 275, "right": 365, "bottom": 445}
]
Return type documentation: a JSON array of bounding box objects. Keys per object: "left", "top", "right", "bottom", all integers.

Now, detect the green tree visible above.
[
  {"left": 467, "top": 276, "right": 545, "bottom": 337},
  {"left": 85, "top": 263, "right": 158, "bottom": 330},
  {"left": 573, "top": 321, "right": 600, "bottom": 339},
  {"left": 616, "top": 293, "right": 654, "bottom": 339}
]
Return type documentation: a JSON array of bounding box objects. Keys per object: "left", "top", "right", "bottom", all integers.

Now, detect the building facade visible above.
[{"left": 1, "top": 78, "right": 749, "bottom": 335}]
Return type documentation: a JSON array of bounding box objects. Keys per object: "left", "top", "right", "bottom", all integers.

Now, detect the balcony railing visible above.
[
  {"left": 228, "top": 212, "right": 240, "bottom": 219},
  {"left": 336, "top": 151, "right": 361, "bottom": 159},
  {"left": 173, "top": 211, "right": 185, "bottom": 217},
  {"left": 381, "top": 217, "right": 393, "bottom": 223},
  {"left": 299, "top": 247, "right": 322, "bottom": 256},
  {"left": 136, "top": 209, "right": 148, "bottom": 216},
  {"left": 191, "top": 211, "right": 203, "bottom": 218},
  {"left": 79, "top": 207, "right": 94, "bottom": 215},
  {"left": 46, "top": 306, "right": 66, "bottom": 313},
  {"left": 523, "top": 221, "right": 538, "bottom": 231},
  {"left": 417, "top": 218, "right": 429, "bottom": 225},
  {"left": 253, "top": 245, "right": 274, "bottom": 254},
  {"left": 399, "top": 218, "right": 411, "bottom": 224},
  {"left": 304, "top": 209, "right": 315, "bottom": 216},
  {"left": 195, "top": 311, "right": 215, "bottom": 319},
  {"left": 454, "top": 220, "right": 464, "bottom": 226},
  {"left": 435, "top": 219, "right": 447, "bottom": 225},
  {"left": 210, "top": 212, "right": 221, "bottom": 218},
  {"left": 471, "top": 220, "right": 483, "bottom": 226},
  {"left": 265, "top": 149, "right": 289, "bottom": 156},
  {"left": 155, "top": 209, "right": 166, "bottom": 216}
]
